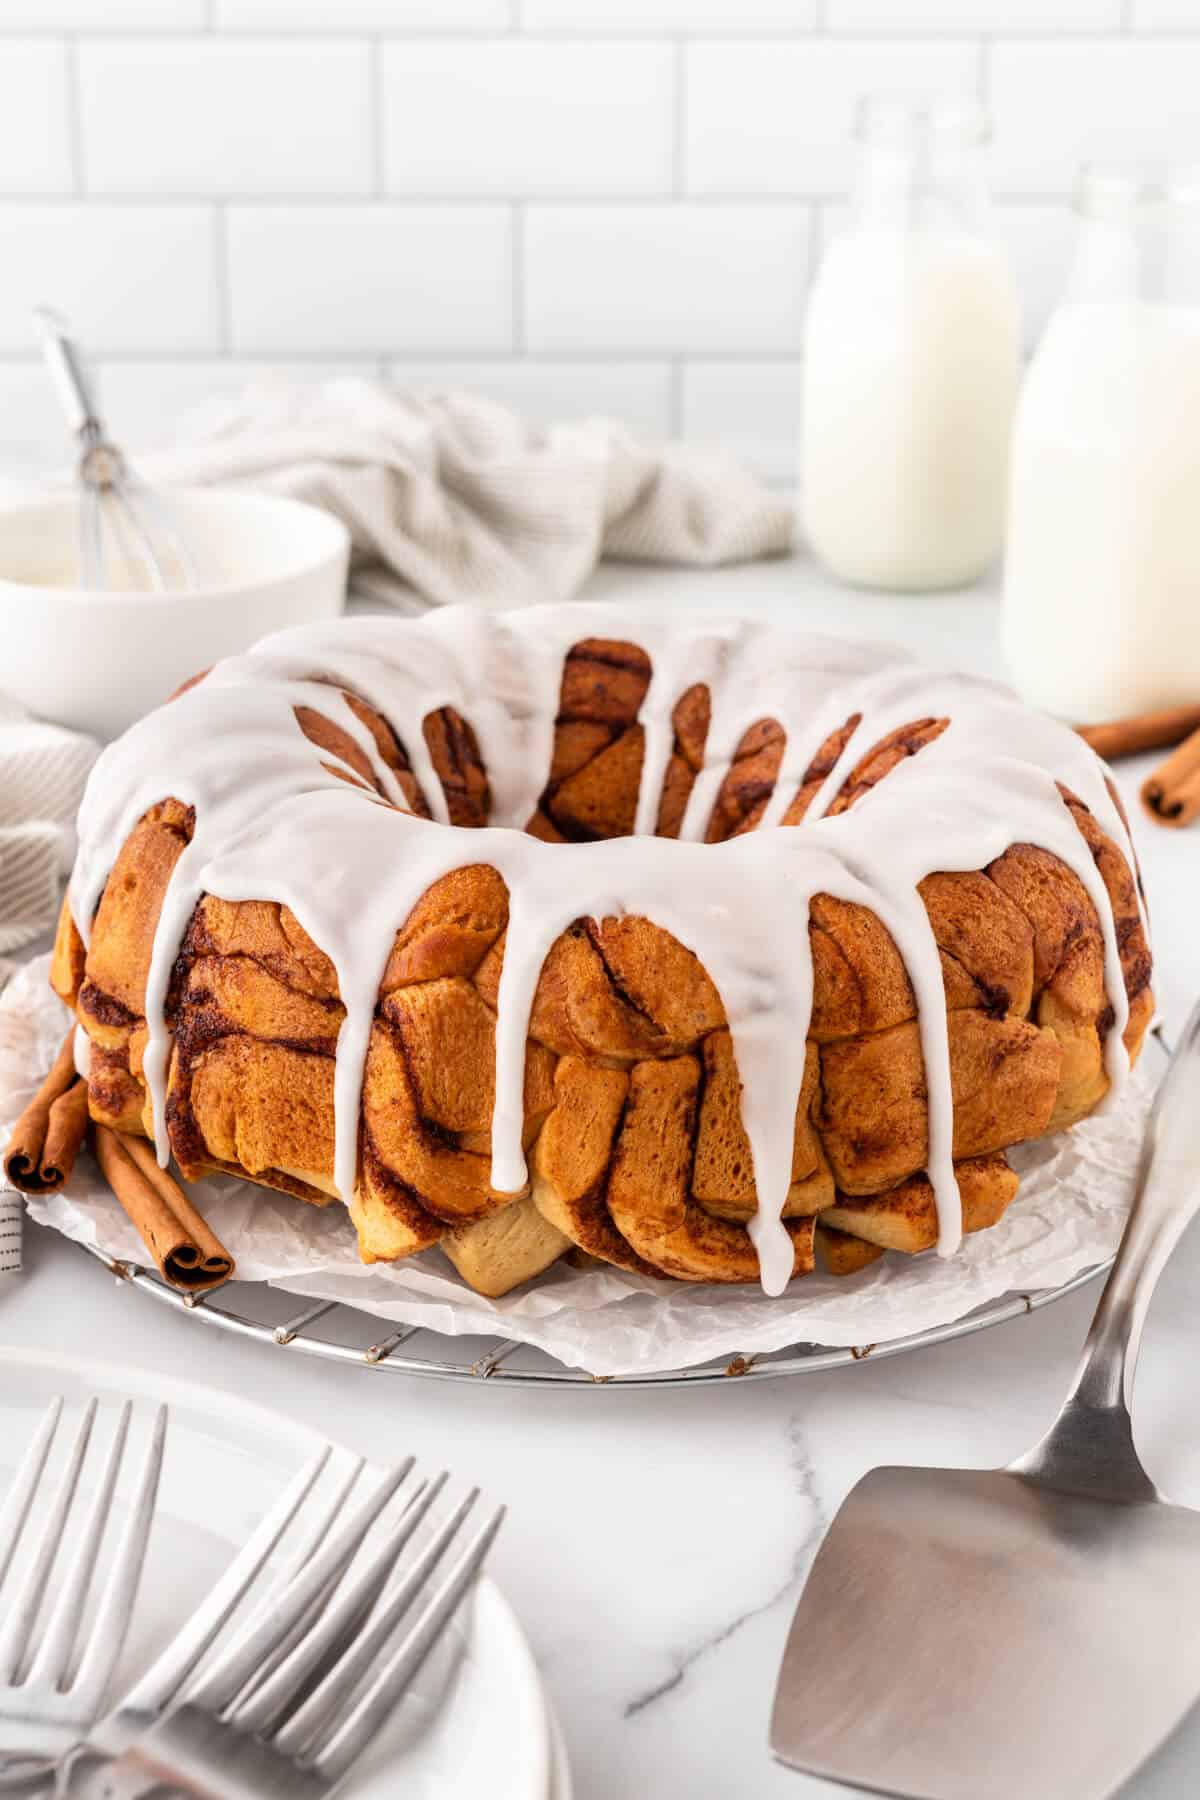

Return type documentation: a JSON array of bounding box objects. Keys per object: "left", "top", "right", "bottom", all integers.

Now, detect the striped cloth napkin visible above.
[
  {"left": 143, "top": 377, "right": 794, "bottom": 613},
  {"left": 0, "top": 705, "right": 98, "bottom": 1276},
  {"left": 0, "top": 1193, "right": 20, "bottom": 1276},
  {"left": 0, "top": 697, "right": 97, "bottom": 976}
]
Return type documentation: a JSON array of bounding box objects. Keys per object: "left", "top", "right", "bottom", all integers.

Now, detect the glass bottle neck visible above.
[
  {"left": 1066, "top": 169, "right": 1200, "bottom": 309},
  {"left": 851, "top": 98, "right": 992, "bottom": 238}
]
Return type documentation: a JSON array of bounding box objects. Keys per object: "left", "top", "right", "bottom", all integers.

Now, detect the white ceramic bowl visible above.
[{"left": 0, "top": 485, "right": 350, "bottom": 739}]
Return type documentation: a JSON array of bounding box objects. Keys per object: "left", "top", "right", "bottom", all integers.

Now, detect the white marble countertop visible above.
[{"left": 4, "top": 549, "right": 1200, "bottom": 1800}]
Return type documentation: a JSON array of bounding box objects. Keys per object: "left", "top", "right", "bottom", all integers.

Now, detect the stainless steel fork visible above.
[
  {"left": 80, "top": 1458, "right": 504, "bottom": 1800},
  {"left": 2, "top": 1405, "right": 503, "bottom": 1799},
  {"left": 0, "top": 1398, "right": 166, "bottom": 1795}
]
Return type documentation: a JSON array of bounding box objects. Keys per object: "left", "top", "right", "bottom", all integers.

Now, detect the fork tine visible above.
[
  {"left": 184, "top": 1459, "right": 414, "bottom": 1720},
  {"left": 219, "top": 1456, "right": 370, "bottom": 1711},
  {"left": 236, "top": 1455, "right": 366, "bottom": 1644},
  {"left": 0, "top": 1399, "right": 62, "bottom": 1594},
  {"left": 245, "top": 1474, "right": 435, "bottom": 1713},
  {"left": 69, "top": 1404, "right": 166, "bottom": 1712},
  {"left": 114, "top": 1442, "right": 332, "bottom": 1724},
  {"left": 234, "top": 1472, "right": 450, "bottom": 1741},
  {"left": 267, "top": 1476, "right": 463, "bottom": 1759},
  {"left": 0, "top": 1401, "right": 96, "bottom": 1684},
  {"left": 25, "top": 1403, "right": 134, "bottom": 1693},
  {"left": 312, "top": 1504, "right": 506, "bottom": 1784}
]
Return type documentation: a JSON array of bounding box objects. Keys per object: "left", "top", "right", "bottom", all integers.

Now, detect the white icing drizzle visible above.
[{"left": 68, "top": 605, "right": 1149, "bottom": 1298}]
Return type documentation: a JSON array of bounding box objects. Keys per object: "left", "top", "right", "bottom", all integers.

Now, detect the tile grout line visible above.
[
  {"left": 673, "top": 37, "right": 687, "bottom": 199},
  {"left": 0, "top": 192, "right": 1091, "bottom": 209},
  {"left": 64, "top": 34, "right": 84, "bottom": 198},
  {"left": 213, "top": 204, "right": 233, "bottom": 356},
  {"left": 0, "top": 350, "right": 801, "bottom": 367},
  {"left": 511, "top": 202, "right": 526, "bottom": 354},
  {"left": 0, "top": 26, "right": 1178, "bottom": 42},
  {"left": 977, "top": 34, "right": 992, "bottom": 111},
  {"left": 370, "top": 34, "right": 385, "bottom": 197},
  {"left": 669, "top": 359, "right": 684, "bottom": 439}
]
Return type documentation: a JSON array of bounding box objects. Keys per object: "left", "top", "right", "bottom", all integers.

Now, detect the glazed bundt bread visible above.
[{"left": 52, "top": 608, "right": 1153, "bottom": 1299}]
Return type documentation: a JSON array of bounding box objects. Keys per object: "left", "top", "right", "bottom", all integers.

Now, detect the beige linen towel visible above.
[{"left": 143, "top": 378, "right": 793, "bottom": 612}]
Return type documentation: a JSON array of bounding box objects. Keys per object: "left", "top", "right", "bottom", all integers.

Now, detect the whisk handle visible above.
[{"left": 33, "top": 306, "right": 101, "bottom": 439}]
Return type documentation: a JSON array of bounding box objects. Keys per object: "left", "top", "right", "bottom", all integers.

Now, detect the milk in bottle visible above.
[
  {"left": 1005, "top": 167, "right": 1200, "bottom": 721},
  {"left": 802, "top": 97, "right": 1020, "bottom": 590}
]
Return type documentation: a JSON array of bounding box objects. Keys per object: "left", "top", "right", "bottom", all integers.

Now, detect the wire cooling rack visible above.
[
  {"left": 71, "top": 1031, "right": 1167, "bottom": 1387},
  {"left": 76, "top": 1239, "right": 1110, "bottom": 1388}
]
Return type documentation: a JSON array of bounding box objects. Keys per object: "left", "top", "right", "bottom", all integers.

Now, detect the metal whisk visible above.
[{"left": 34, "top": 307, "right": 199, "bottom": 592}]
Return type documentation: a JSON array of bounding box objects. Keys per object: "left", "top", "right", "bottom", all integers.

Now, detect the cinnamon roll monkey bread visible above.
[{"left": 52, "top": 606, "right": 1152, "bottom": 1299}]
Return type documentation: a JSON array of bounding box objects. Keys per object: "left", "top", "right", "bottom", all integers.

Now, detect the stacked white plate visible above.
[{"left": 0, "top": 1349, "right": 568, "bottom": 1800}]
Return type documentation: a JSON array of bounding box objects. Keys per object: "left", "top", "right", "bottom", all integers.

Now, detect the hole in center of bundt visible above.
[{"left": 297, "top": 651, "right": 952, "bottom": 848}]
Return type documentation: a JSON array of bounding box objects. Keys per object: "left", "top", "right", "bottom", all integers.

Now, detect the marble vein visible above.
[{"left": 623, "top": 1418, "right": 825, "bottom": 1721}]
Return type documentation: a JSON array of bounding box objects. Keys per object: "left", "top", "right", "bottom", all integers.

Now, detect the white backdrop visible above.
[{"left": 0, "top": 0, "right": 1195, "bottom": 481}]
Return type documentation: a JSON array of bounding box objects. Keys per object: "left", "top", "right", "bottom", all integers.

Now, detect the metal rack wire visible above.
[{"left": 80, "top": 1240, "right": 1109, "bottom": 1388}]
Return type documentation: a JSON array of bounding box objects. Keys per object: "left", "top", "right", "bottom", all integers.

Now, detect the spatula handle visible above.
[{"left": 1015, "top": 1000, "right": 1200, "bottom": 1501}]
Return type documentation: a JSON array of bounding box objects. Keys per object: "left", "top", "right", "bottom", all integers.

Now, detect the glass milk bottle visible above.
[
  {"left": 802, "top": 96, "right": 1020, "bottom": 590},
  {"left": 1005, "top": 167, "right": 1200, "bottom": 721}
]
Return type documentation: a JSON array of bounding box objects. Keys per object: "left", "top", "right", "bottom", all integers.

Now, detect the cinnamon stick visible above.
[
  {"left": 1076, "top": 703, "right": 1200, "bottom": 762},
  {"left": 40, "top": 1079, "right": 90, "bottom": 1188},
  {"left": 1072, "top": 702, "right": 1200, "bottom": 759},
  {"left": 94, "top": 1125, "right": 234, "bottom": 1291},
  {"left": 3, "top": 1030, "right": 89, "bottom": 1193},
  {"left": 1141, "top": 726, "right": 1200, "bottom": 829}
]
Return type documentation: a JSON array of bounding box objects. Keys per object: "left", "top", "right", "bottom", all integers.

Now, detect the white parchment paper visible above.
[{"left": 0, "top": 956, "right": 1156, "bottom": 1378}]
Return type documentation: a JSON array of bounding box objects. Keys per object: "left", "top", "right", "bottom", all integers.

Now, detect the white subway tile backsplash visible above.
[
  {"left": 0, "top": 1, "right": 204, "bottom": 25},
  {"left": 0, "top": 207, "right": 217, "bottom": 352},
  {"left": 382, "top": 43, "right": 674, "bottom": 197},
  {"left": 0, "top": 45, "right": 71, "bottom": 196},
  {"left": 385, "top": 360, "right": 674, "bottom": 437},
  {"left": 0, "top": 3, "right": 1194, "bottom": 467},
  {"left": 680, "top": 361, "right": 801, "bottom": 483},
  {"left": 216, "top": 0, "right": 508, "bottom": 25},
  {"left": 524, "top": 206, "right": 809, "bottom": 353},
  {"left": 227, "top": 207, "right": 512, "bottom": 353},
  {"left": 0, "top": 362, "right": 83, "bottom": 471},
  {"left": 0, "top": 357, "right": 379, "bottom": 480},
  {"left": 97, "top": 358, "right": 673, "bottom": 449},
  {"left": 95, "top": 360, "right": 372, "bottom": 450},
  {"left": 520, "top": 0, "right": 818, "bottom": 27},
  {"left": 1131, "top": 0, "right": 1200, "bottom": 24},
  {"left": 829, "top": 0, "right": 1120, "bottom": 28},
  {"left": 0, "top": 358, "right": 674, "bottom": 476},
  {"left": 78, "top": 41, "right": 372, "bottom": 197},
  {"left": 991, "top": 43, "right": 1200, "bottom": 194},
  {"left": 685, "top": 41, "right": 979, "bottom": 196}
]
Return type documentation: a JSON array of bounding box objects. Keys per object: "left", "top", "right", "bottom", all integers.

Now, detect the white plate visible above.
[
  {"left": 0, "top": 1346, "right": 553, "bottom": 1800},
  {"left": 547, "top": 1699, "right": 573, "bottom": 1800}
]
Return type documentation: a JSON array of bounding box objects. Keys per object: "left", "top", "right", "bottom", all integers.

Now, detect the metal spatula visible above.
[{"left": 771, "top": 1000, "right": 1200, "bottom": 1800}]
